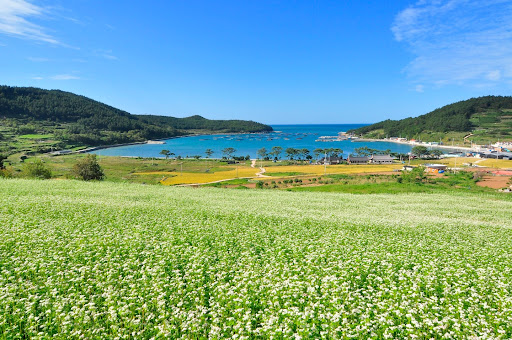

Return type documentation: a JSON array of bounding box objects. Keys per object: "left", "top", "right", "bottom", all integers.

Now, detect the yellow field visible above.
[
  {"left": 477, "top": 159, "right": 512, "bottom": 169},
  {"left": 264, "top": 164, "right": 403, "bottom": 176},
  {"left": 137, "top": 158, "right": 512, "bottom": 186},
  {"left": 154, "top": 167, "right": 260, "bottom": 185}
]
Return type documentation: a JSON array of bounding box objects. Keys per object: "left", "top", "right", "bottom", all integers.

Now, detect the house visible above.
[
  {"left": 370, "top": 154, "right": 394, "bottom": 164},
  {"left": 317, "top": 156, "right": 343, "bottom": 165},
  {"left": 425, "top": 164, "right": 447, "bottom": 173},
  {"left": 402, "top": 165, "right": 416, "bottom": 171},
  {"left": 347, "top": 156, "right": 369, "bottom": 164},
  {"left": 478, "top": 152, "right": 512, "bottom": 159}
]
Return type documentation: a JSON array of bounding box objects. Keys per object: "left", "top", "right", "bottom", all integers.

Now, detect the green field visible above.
[{"left": 1, "top": 179, "right": 512, "bottom": 338}]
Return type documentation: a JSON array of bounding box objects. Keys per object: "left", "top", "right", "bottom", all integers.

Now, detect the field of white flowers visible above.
[{"left": 1, "top": 179, "right": 512, "bottom": 339}]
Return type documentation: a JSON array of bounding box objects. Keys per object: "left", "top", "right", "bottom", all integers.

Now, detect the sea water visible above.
[{"left": 91, "top": 124, "right": 414, "bottom": 159}]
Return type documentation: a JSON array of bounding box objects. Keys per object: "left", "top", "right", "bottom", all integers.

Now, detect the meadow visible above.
[{"left": 1, "top": 179, "right": 512, "bottom": 338}]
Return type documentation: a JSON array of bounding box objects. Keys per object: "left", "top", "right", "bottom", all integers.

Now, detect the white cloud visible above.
[
  {"left": 486, "top": 70, "right": 501, "bottom": 81},
  {"left": 51, "top": 74, "right": 80, "bottom": 80},
  {"left": 415, "top": 84, "right": 424, "bottom": 93},
  {"left": 392, "top": 0, "right": 512, "bottom": 86},
  {"left": 0, "top": 0, "right": 59, "bottom": 44},
  {"left": 27, "top": 56, "right": 49, "bottom": 62},
  {"left": 31, "top": 76, "right": 43, "bottom": 80},
  {"left": 94, "top": 49, "right": 118, "bottom": 60}
]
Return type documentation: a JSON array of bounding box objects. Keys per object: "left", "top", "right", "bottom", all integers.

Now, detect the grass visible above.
[
  {"left": 1, "top": 179, "right": 512, "bottom": 338},
  {"left": 265, "top": 171, "right": 303, "bottom": 177},
  {"left": 17, "top": 134, "right": 54, "bottom": 139}
]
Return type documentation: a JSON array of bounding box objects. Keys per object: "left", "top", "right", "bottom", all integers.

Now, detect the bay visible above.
[{"left": 91, "top": 124, "right": 414, "bottom": 159}]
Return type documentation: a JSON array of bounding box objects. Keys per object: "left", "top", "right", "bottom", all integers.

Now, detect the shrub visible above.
[
  {"left": 0, "top": 169, "right": 12, "bottom": 178},
  {"left": 0, "top": 154, "right": 7, "bottom": 170},
  {"left": 73, "top": 154, "right": 104, "bottom": 181},
  {"left": 23, "top": 159, "right": 52, "bottom": 179},
  {"left": 255, "top": 181, "right": 264, "bottom": 189}
]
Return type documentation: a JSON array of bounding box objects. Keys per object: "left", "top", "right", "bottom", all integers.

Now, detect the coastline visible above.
[
  {"left": 50, "top": 129, "right": 275, "bottom": 156},
  {"left": 352, "top": 138, "right": 479, "bottom": 152}
]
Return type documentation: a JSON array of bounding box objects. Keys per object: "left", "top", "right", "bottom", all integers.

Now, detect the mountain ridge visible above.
[
  {"left": 349, "top": 95, "right": 512, "bottom": 143},
  {"left": 0, "top": 85, "right": 272, "bottom": 155}
]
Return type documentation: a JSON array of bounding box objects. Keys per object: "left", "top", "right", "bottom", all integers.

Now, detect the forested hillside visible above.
[
  {"left": 350, "top": 96, "right": 512, "bottom": 142},
  {"left": 0, "top": 86, "right": 272, "bottom": 154}
]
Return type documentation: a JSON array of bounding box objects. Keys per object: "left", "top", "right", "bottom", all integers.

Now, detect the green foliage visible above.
[
  {"left": 411, "top": 145, "right": 429, "bottom": 157},
  {"left": 72, "top": 154, "right": 105, "bottom": 181},
  {"left": 205, "top": 148, "right": 214, "bottom": 158},
  {"left": 221, "top": 147, "right": 236, "bottom": 159},
  {"left": 257, "top": 147, "right": 267, "bottom": 159},
  {"left": 159, "top": 149, "right": 173, "bottom": 159},
  {"left": 22, "top": 159, "right": 52, "bottom": 179},
  {"left": 0, "top": 86, "right": 272, "bottom": 154},
  {"left": 270, "top": 146, "right": 282, "bottom": 160},
  {"left": 353, "top": 147, "right": 390, "bottom": 156},
  {"left": 351, "top": 95, "right": 512, "bottom": 137},
  {"left": 400, "top": 166, "right": 426, "bottom": 183}
]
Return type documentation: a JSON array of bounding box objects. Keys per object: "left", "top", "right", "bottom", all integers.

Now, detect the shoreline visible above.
[
  {"left": 49, "top": 129, "right": 275, "bottom": 156},
  {"left": 352, "top": 138, "right": 479, "bottom": 152}
]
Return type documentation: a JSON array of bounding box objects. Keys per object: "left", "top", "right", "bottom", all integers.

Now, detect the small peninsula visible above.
[{"left": 0, "top": 85, "right": 272, "bottom": 155}]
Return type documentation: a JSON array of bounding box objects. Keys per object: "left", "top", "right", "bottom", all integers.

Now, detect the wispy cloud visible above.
[
  {"left": 414, "top": 84, "right": 424, "bottom": 93},
  {"left": 27, "top": 56, "right": 50, "bottom": 62},
  {"left": 0, "top": 0, "right": 59, "bottom": 44},
  {"left": 50, "top": 74, "right": 80, "bottom": 80},
  {"left": 392, "top": 0, "right": 512, "bottom": 87},
  {"left": 31, "top": 76, "right": 43, "bottom": 80},
  {"left": 94, "top": 49, "right": 118, "bottom": 60}
]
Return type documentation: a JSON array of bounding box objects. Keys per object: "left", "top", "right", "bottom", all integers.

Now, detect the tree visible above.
[
  {"left": 300, "top": 148, "right": 310, "bottom": 163},
  {"left": 23, "top": 159, "right": 52, "bottom": 179},
  {"left": 431, "top": 149, "right": 443, "bottom": 159},
  {"left": 222, "top": 147, "right": 236, "bottom": 159},
  {"left": 411, "top": 145, "right": 429, "bottom": 158},
  {"left": 257, "top": 147, "right": 267, "bottom": 160},
  {"left": 400, "top": 166, "right": 426, "bottom": 183},
  {"left": 285, "top": 147, "right": 297, "bottom": 160},
  {"left": 73, "top": 154, "right": 104, "bottom": 181},
  {"left": 205, "top": 149, "right": 214, "bottom": 158},
  {"left": 159, "top": 149, "right": 171, "bottom": 159},
  {"left": 271, "top": 146, "right": 282, "bottom": 160},
  {"left": 313, "top": 148, "right": 324, "bottom": 159},
  {"left": 331, "top": 148, "right": 343, "bottom": 158}
]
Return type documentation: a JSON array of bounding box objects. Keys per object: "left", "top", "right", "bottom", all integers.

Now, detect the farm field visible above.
[{"left": 1, "top": 179, "right": 512, "bottom": 338}]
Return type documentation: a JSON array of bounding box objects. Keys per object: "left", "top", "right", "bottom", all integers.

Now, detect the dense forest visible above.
[
  {"left": 0, "top": 86, "right": 272, "bottom": 154},
  {"left": 350, "top": 96, "right": 512, "bottom": 140}
]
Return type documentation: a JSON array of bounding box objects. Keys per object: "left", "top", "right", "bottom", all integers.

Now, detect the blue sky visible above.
[{"left": 1, "top": 0, "right": 512, "bottom": 124}]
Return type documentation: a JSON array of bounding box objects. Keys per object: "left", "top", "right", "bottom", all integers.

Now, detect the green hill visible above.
[
  {"left": 350, "top": 96, "right": 512, "bottom": 143},
  {"left": 0, "top": 86, "right": 272, "bottom": 155}
]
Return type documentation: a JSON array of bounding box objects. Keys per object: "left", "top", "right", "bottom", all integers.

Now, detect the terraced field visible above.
[{"left": 1, "top": 179, "right": 512, "bottom": 338}]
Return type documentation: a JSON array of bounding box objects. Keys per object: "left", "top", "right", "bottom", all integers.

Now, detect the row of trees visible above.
[{"left": 158, "top": 145, "right": 445, "bottom": 162}]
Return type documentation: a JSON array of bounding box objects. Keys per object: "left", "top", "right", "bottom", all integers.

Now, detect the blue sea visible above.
[{"left": 91, "top": 124, "right": 414, "bottom": 158}]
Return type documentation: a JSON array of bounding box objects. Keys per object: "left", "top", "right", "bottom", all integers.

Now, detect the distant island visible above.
[
  {"left": 0, "top": 86, "right": 272, "bottom": 155},
  {"left": 349, "top": 96, "right": 512, "bottom": 145}
]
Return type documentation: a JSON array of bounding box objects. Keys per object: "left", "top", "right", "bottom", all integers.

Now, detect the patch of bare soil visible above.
[{"left": 477, "top": 176, "right": 512, "bottom": 189}]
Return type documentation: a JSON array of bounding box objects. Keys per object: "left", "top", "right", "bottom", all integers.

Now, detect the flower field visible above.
[{"left": 1, "top": 179, "right": 512, "bottom": 338}]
